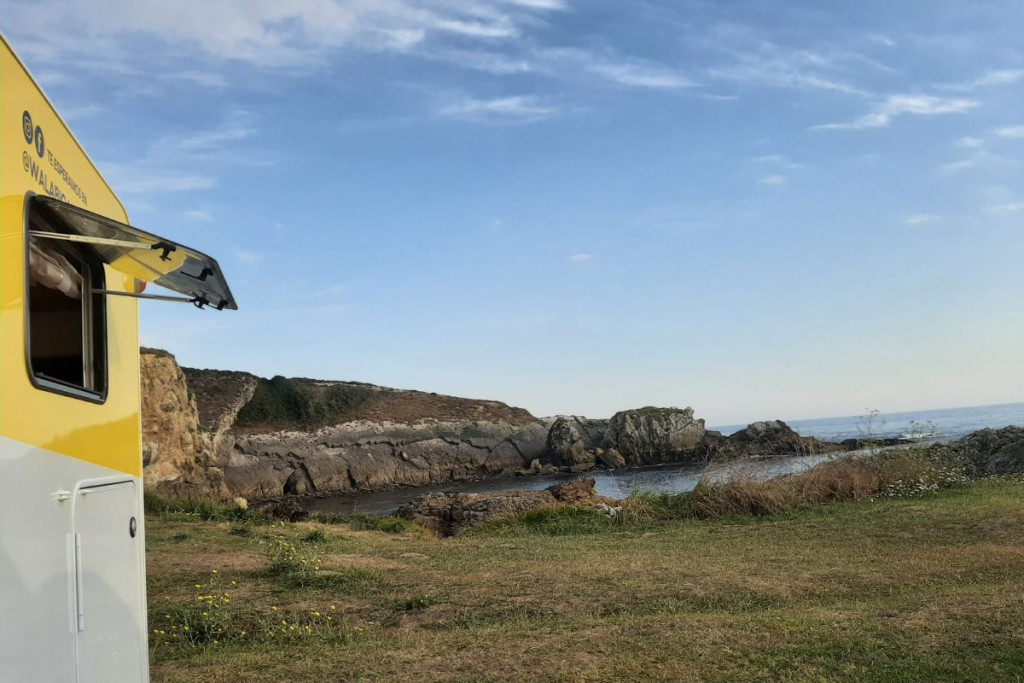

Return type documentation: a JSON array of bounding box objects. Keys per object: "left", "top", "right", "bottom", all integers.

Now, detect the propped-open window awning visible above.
[{"left": 29, "top": 196, "right": 237, "bottom": 310}]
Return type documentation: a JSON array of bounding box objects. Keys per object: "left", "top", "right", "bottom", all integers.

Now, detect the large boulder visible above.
[
  {"left": 955, "top": 426, "right": 1024, "bottom": 476},
  {"left": 702, "top": 420, "right": 844, "bottom": 459},
  {"left": 544, "top": 417, "right": 597, "bottom": 469},
  {"left": 604, "top": 407, "right": 706, "bottom": 466}
]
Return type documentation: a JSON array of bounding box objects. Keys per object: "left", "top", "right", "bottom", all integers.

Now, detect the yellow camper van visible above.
[{"left": 1, "top": 34, "right": 235, "bottom": 681}]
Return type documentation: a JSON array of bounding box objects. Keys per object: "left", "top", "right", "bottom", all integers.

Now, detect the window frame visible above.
[{"left": 23, "top": 193, "right": 109, "bottom": 404}]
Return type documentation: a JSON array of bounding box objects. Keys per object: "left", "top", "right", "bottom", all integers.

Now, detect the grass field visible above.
[{"left": 147, "top": 478, "right": 1024, "bottom": 682}]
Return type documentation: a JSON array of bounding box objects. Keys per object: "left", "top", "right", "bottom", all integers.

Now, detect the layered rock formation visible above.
[
  {"left": 140, "top": 350, "right": 858, "bottom": 503},
  {"left": 223, "top": 419, "right": 551, "bottom": 502}
]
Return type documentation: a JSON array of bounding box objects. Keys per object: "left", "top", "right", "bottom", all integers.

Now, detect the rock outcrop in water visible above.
[
  {"left": 954, "top": 426, "right": 1024, "bottom": 476},
  {"left": 699, "top": 420, "right": 845, "bottom": 460},
  {"left": 543, "top": 408, "right": 708, "bottom": 468}
]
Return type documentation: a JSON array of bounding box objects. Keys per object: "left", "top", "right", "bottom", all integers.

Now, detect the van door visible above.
[{"left": 73, "top": 480, "right": 147, "bottom": 682}]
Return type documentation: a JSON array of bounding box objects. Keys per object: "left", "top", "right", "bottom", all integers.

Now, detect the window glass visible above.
[{"left": 27, "top": 203, "right": 107, "bottom": 398}]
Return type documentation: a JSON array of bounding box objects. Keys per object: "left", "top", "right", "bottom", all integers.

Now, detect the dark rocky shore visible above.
[{"left": 140, "top": 349, "right": 1020, "bottom": 510}]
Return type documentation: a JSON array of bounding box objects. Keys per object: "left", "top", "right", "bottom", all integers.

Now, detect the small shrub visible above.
[
  {"left": 151, "top": 571, "right": 232, "bottom": 649},
  {"left": 303, "top": 528, "right": 328, "bottom": 544},
  {"left": 229, "top": 525, "right": 252, "bottom": 537},
  {"left": 309, "top": 512, "right": 350, "bottom": 525},
  {"left": 390, "top": 594, "right": 440, "bottom": 612},
  {"left": 260, "top": 535, "right": 325, "bottom": 584},
  {"left": 286, "top": 567, "right": 381, "bottom": 592},
  {"left": 144, "top": 491, "right": 269, "bottom": 524},
  {"left": 347, "top": 514, "right": 417, "bottom": 534}
]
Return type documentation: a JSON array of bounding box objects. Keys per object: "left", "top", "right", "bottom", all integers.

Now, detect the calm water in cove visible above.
[{"left": 303, "top": 401, "right": 1024, "bottom": 518}]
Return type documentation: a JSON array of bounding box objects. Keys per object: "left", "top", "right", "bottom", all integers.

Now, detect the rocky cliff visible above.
[
  {"left": 141, "top": 350, "right": 555, "bottom": 501},
  {"left": 140, "top": 349, "right": 227, "bottom": 499},
  {"left": 140, "top": 350, "right": 850, "bottom": 503}
]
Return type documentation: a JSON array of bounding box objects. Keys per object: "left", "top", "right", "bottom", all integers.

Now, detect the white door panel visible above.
[{"left": 73, "top": 481, "right": 146, "bottom": 682}]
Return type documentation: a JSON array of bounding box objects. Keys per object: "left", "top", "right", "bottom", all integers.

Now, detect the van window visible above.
[{"left": 26, "top": 201, "right": 107, "bottom": 399}]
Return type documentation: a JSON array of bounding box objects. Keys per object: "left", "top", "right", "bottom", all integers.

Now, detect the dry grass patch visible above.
[{"left": 148, "top": 478, "right": 1024, "bottom": 682}]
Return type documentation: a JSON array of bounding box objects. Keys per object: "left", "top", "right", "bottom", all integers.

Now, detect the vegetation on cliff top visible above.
[
  {"left": 234, "top": 377, "right": 374, "bottom": 430},
  {"left": 178, "top": 363, "right": 537, "bottom": 432}
]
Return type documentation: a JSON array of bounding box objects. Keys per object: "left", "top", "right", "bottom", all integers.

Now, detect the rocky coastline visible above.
[{"left": 146, "top": 349, "right": 1009, "bottom": 507}]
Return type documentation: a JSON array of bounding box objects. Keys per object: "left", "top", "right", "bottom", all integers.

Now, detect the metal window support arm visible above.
[
  {"left": 95, "top": 289, "right": 224, "bottom": 309},
  {"left": 94, "top": 289, "right": 194, "bottom": 304},
  {"left": 29, "top": 230, "right": 177, "bottom": 260}
]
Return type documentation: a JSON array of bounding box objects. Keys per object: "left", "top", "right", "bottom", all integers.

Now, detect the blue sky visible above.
[{"left": 6, "top": 0, "right": 1023, "bottom": 424}]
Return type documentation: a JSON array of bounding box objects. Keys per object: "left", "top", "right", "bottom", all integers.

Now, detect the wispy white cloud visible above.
[
  {"left": 439, "top": 95, "right": 556, "bottom": 122},
  {"left": 171, "top": 70, "right": 230, "bottom": 88},
  {"left": 4, "top": 0, "right": 563, "bottom": 68},
  {"left": 569, "top": 253, "right": 592, "bottom": 262},
  {"left": 906, "top": 213, "right": 941, "bottom": 225},
  {"left": 701, "top": 32, "right": 876, "bottom": 96},
  {"left": 182, "top": 209, "right": 214, "bottom": 222},
  {"left": 505, "top": 0, "right": 567, "bottom": 8},
  {"left": 814, "top": 94, "right": 979, "bottom": 131},
  {"left": 589, "top": 61, "right": 694, "bottom": 89},
  {"left": 988, "top": 203, "right": 1024, "bottom": 213},
  {"left": 102, "top": 111, "right": 259, "bottom": 196},
  {"left": 757, "top": 174, "right": 786, "bottom": 186},
  {"left": 61, "top": 105, "right": 106, "bottom": 122},
  {"left": 750, "top": 154, "right": 805, "bottom": 170},
  {"left": 236, "top": 249, "right": 263, "bottom": 264},
  {"left": 104, "top": 166, "right": 217, "bottom": 194},
  {"left": 940, "top": 148, "right": 1018, "bottom": 176},
  {"left": 955, "top": 136, "right": 984, "bottom": 148},
  {"left": 427, "top": 48, "right": 531, "bottom": 74},
  {"left": 709, "top": 60, "right": 867, "bottom": 95},
  {"left": 940, "top": 158, "right": 978, "bottom": 174},
  {"left": 939, "top": 68, "right": 1024, "bottom": 91},
  {"left": 540, "top": 48, "right": 696, "bottom": 89},
  {"left": 996, "top": 125, "right": 1024, "bottom": 138}
]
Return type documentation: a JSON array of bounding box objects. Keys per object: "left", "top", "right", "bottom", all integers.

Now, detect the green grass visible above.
[
  {"left": 144, "top": 491, "right": 270, "bottom": 524},
  {"left": 469, "top": 505, "right": 618, "bottom": 536},
  {"left": 148, "top": 478, "right": 1024, "bottom": 682},
  {"left": 315, "top": 512, "right": 422, "bottom": 534}
]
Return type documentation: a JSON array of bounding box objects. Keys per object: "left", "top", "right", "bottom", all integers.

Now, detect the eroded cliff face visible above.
[
  {"left": 140, "top": 349, "right": 227, "bottom": 499},
  {"left": 141, "top": 352, "right": 553, "bottom": 501}
]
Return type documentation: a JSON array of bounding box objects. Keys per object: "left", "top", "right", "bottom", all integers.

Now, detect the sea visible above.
[
  {"left": 303, "top": 401, "right": 1024, "bottom": 517},
  {"left": 712, "top": 401, "right": 1024, "bottom": 443}
]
